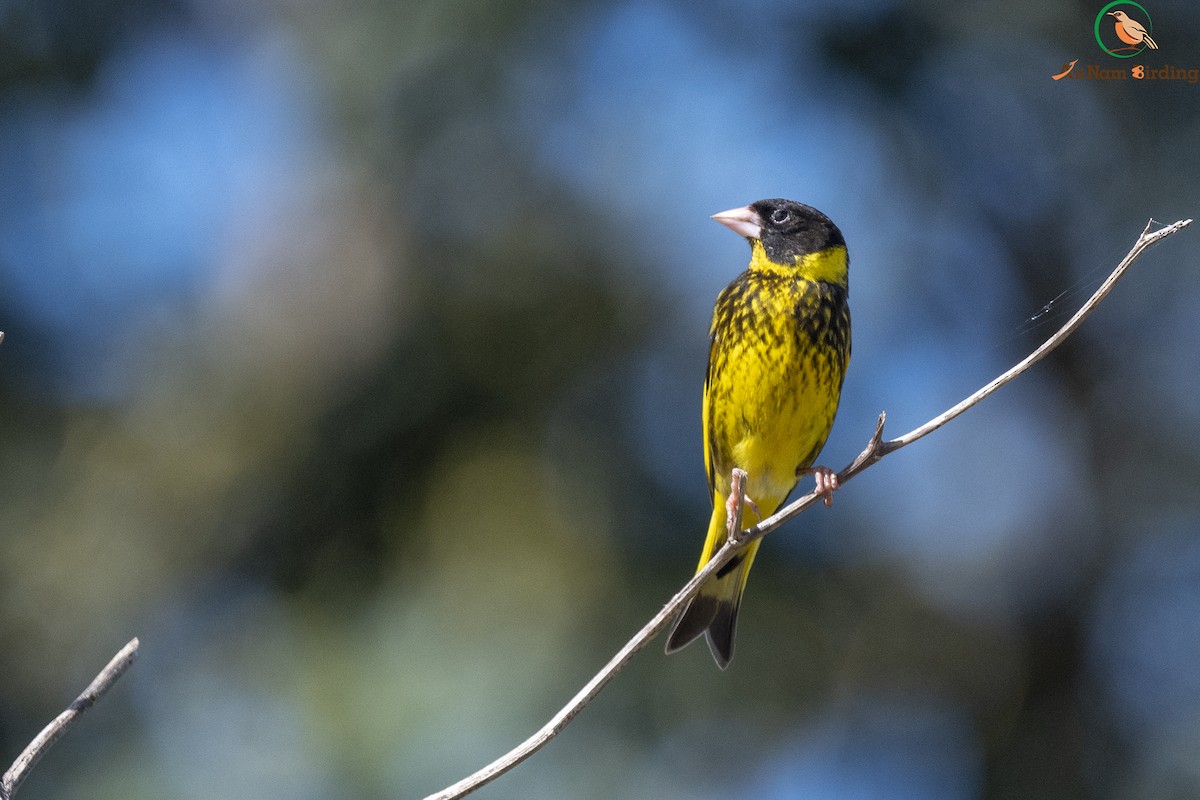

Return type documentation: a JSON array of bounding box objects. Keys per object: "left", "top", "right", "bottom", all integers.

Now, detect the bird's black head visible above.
[
  {"left": 712, "top": 198, "right": 848, "bottom": 280},
  {"left": 748, "top": 199, "right": 844, "bottom": 261}
]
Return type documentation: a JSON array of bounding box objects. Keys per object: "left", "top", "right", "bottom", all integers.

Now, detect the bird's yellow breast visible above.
[{"left": 704, "top": 243, "right": 850, "bottom": 511}]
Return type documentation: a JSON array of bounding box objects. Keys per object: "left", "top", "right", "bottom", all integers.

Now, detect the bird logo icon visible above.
[
  {"left": 1094, "top": 2, "right": 1158, "bottom": 58},
  {"left": 1109, "top": 10, "right": 1158, "bottom": 50}
]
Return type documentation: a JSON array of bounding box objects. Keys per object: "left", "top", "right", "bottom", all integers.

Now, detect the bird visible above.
[
  {"left": 664, "top": 199, "right": 851, "bottom": 669},
  {"left": 1109, "top": 10, "right": 1158, "bottom": 50}
]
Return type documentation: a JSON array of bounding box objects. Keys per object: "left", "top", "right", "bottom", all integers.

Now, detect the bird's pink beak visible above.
[{"left": 712, "top": 205, "right": 763, "bottom": 240}]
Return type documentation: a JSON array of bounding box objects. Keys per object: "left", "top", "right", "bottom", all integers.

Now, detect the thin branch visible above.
[
  {"left": 742, "top": 216, "right": 1192, "bottom": 541},
  {"left": 1, "top": 638, "right": 140, "bottom": 800},
  {"left": 424, "top": 539, "right": 747, "bottom": 799},
  {"left": 423, "top": 217, "right": 1191, "bottom": 800}
]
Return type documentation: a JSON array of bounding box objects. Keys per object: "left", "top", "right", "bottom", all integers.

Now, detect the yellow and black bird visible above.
[{"left": 665, "top": 199, "right": 851, "bottom": 669}]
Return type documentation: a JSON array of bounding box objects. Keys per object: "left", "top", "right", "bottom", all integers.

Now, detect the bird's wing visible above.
[
  {"left": 1128, "top": 19, "right": 1148, "bottom": 35},
  {"left": 702, "top": 325, "right": 719, "bottom": 496}
]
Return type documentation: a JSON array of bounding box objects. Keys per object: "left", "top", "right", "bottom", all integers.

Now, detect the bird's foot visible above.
[
  {"left": 800, "top": 465, "right": 839, "bottom": 508},
  {"left": 725, "top": 491, "right": 761, "bottom": 529}
]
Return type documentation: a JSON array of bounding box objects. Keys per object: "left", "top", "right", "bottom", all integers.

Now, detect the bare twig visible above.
[
  {"left": 742, "top": 217, "right": 1192, "bottom": 540},
  {"left": 423, "top": 218, "right": 1191, "bottom": 800},
  {"left": 424, "top": 540, "right": 748, "bottom": 799},
  {"left": 1, "top": 638, "right": 140, "bottom": 800}
]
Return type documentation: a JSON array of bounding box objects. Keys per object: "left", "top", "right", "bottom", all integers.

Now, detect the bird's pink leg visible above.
[{"left": 725, "top": 491, "right": 761, "bottom": 526}]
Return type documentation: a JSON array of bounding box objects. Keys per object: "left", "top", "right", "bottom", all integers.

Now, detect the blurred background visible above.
[{"left": 1, "top": 0, "right": 1198, "bottom": 797}]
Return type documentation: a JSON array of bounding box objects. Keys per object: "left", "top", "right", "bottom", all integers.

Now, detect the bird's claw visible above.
[{"left": 801, "top": 465, "right": 839, "bottom": 508}]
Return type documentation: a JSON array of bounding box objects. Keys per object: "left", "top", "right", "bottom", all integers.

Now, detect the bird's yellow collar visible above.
[{"left": 748, "top": 240, "right": 848, "bottom": 285}]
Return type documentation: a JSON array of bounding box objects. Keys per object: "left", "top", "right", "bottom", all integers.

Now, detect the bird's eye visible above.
[{"left": 770, "top": 208, "right": 791, "bottom": 225}]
